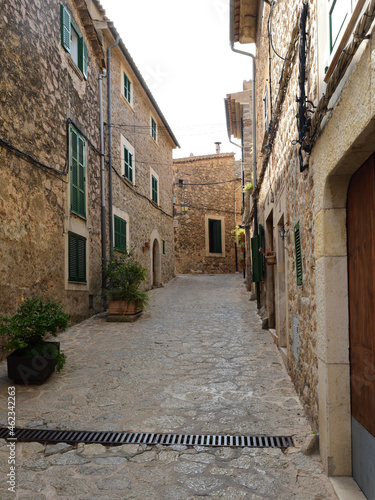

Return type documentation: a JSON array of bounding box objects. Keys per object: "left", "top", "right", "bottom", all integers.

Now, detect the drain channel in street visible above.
[{"left": 0, "top": 427, "right": 294, "bottom": 448}]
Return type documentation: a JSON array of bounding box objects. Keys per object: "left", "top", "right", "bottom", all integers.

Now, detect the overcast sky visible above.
[{"left": 101, "top": 0, "right": 253, "bottom": 159}]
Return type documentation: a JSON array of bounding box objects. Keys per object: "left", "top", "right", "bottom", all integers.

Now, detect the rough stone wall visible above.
[
  {"left": 173, "top": 154, "right": 241, "bottom": 274},
  {"left": 104, "top": 42, "right": 176, "bottom": 288},
  {"left": 0, "top": 0, "right": 104, "bottom": 342},
  {"left": 253, "top": 0, "right": 320, "bottom": 426}
]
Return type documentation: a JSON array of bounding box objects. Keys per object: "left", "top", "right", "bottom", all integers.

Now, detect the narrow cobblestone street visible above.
[{"left": 0, "top": 274, "right": 337, "bottom": 499}]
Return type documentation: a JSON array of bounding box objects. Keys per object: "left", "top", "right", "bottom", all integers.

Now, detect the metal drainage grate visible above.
[{"left": 0, "top": 427, "right": 294, "bottom": 448}]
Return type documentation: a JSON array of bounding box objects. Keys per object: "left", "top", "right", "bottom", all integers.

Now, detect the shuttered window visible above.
[
  {"left": 152, "top": 175, "right": 158, "bottom": 204},
  {"left": 68, "top": 232, "right": 86, "bottom": 282},
  {"left": 124, "top": 147, "right": 133, "bottom": 183},
  {"left": 60, "top": 4, "right": 71, "bottom": 52},
  {"left": 70, "top": 127, "right": 86, "bottom": 218},
  {"left": 151, "top": 117, "right": 157, "bottom": 141},
  {"left": 208, "top": 219, "right": 222, "bottom": 254},
  {"left": 61, "top": 4, "right": 88, "bottom": 78},
  {"left": 251, "top": 224, "right": 264, "bottom": 282},
  {"left": 114, "top": 216, "right": 127, "bottom": 252},
  {"left": 294, "top": 222, "right": 303, "bottom": 285},
  {"left": 123, "top": 72, "right": 131, "bottom": 102}
]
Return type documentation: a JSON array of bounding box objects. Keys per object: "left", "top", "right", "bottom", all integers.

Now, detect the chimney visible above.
[{"left": 215, "top": 142, "right": 221, "bottom": 154}]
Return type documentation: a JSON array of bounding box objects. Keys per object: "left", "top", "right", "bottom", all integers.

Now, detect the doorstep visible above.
[{"left": 330, "top": 477, "right": 366, "bottom": 500}]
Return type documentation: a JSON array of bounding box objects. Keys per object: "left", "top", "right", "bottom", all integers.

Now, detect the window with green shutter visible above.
[
  {"left": 114, "top": 216, "right": 127, "bottom": 252},
  {"left": 152, "top": 175, "right": 158, "bottom": 204},
  {"left": 61, "top": 4, "right": 71, "bottom": 52},
  {"left": 123, "top": 147, "right": 133, "bottom": 183},
  {"left": 68, "top": 232, "right": 86, "bottom": 282},
  {"left": 123, "top": 72, "right": 131, "bottom": 102},
  {"left": 61, "top": 4, "right": 88, "bottom": 78},
  {"left": 294, "top": 222, "right": 303, "bottom": 285},
  {"left": 208, "top": 219, "right": 222, "bottom": 254},
  {"left": 70, "top": 126, "right": 86, "bottom": 218},
  {"left": 251, "top": 224, "right": 264, "bottom": 282},
  {"left": 151, "top": 117, "right": 157, "bottom": 141}
]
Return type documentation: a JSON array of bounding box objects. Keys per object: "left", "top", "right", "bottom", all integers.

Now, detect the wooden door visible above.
[{"left": 347, "top": 154, "right": 375, "bottom": 499}]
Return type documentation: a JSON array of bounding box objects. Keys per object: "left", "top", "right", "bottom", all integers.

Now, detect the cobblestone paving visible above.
[{"left": 0, "top": 274, "right": 337, "bottom": 499}]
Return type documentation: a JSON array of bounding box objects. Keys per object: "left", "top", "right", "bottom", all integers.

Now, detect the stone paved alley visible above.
[{"left": 0, "top": 274, "right": 337, "bottom": 499}]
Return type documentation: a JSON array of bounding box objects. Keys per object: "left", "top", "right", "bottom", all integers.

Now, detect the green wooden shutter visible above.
[
  {"left": 294, "top": 222, "right": 303, "bottom": 285},
  {"left": 251, "top": 225, "right": 264, "bottom": 282},
  {"left": 70, "top": 127, "right": 85, "bottom": 217},
  {"left": 70, "top": 128, "right": 79, "bottom": 213},
  {"left": 114, "top": 216, "right": 127, "bottom": 252},
  {"left": 152, "top": 176, "right": 158, "bottom": 204},
  {"left": 61, "top": 4, "right": 71, "bottom": 52},
  {"left": 124, "top": 73, "right": 131, "bottom": 102},
  {"left": 78, "top": 37, "right": 88, "bottom": 78},
  {"left": 209, "top": 219, "right": 222, "bottom": 253},
  {"left": 68, "top": 232, "right": 86, "bottom": 282}
]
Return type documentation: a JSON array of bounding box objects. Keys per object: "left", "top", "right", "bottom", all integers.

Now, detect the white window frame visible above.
[
  {"left": 205, "top": 214, "right": 226, "bottom": 258},
  {"left": 120, "top": 135, "right": 135, "bottom": 184}
]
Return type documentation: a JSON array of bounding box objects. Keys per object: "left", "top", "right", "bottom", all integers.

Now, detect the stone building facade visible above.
[
  {"left": 0, "top": 0, "right": 178, "bottom": 352},
  {"left": 231, "top": 0, "right": 375, "bottom": 494},
  {"left": 173, "top": 152, "right": 241, "bottom": 274},
  {"left": 0, "top": 0, "right": 105, "bottom": 328},
  {"left": 96, "top": 17, "right": 179, "bottom": 289}
]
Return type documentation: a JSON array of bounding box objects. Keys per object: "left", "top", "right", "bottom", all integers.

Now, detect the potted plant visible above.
[
  {"left": 105, "top": 252, "right": 150, "bottom": 318},
  {"left": 259, "top": 246, "right": 276, "bottom": 265},
  {"left": 0, "top": 297, "right": 70, "bottom": 384},
  {"left": 243, "top": 182, "right": 253, "bottom": 193},
  {"left": 238, "top": 228, "right": 245, "bottom": 243},
  {"left": 239, "top": 258, "right": 246, "bottom": 268}
]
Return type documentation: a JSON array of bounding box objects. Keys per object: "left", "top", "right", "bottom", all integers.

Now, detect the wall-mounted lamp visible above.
[{"left": 181, "top": 202, "right": 188, "bottom": 213}]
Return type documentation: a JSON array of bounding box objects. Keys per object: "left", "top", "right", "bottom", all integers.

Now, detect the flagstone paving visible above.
[{"left": 0, "top": 274, "right": 337, "bottom": 498}]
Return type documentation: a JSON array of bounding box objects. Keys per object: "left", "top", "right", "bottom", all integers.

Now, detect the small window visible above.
[
  {"left": 329, "top": 0, "right": 350, "bottom": 53},
  {"left": 123, "top": 146, "right": 133, "bottom": 183},
  {"left": 70, "top": 126, "right": 86, "bottom": 218},
  {"left": 60, "top": 5, "right": 87, "bottom": 78},
  {"left": 68, "top": 232, "right": 86, "bottom": 282},
  {"left": 163, "top": 240, "right": 165, "bottom": 255},
  {"left": 151, "top": 117, "right": 157, "bottom": 142},
  {"left": 123, "top": 72, "right": 131, "bottom": 103},
  {"left": 114, "top": 216, "right": 127, "bottom": 252},
  {"left": 152, "top": 175, "right": 158, "bottom": 204},
  {"left": 208, "top": 219, "right": 222, "bottom": 254}
]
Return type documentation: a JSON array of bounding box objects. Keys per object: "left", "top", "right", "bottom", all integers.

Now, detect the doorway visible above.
[
  {"left": 152, "top": 238, "right": 161, "bottom": 287},
  {"left": 347, "top": 154, "right": 375, "bottom": 499}
]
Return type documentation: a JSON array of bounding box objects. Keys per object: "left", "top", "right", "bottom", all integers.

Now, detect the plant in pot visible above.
[
  {"left": 243, "top": 182, "right": 253, "bottom": 193},
  {"left": 0, "top": 297, "right": 70, "bottom": 385},
  {"left": 259, "top": 246, "right": 276, "bottom": 265},
  {"left": 239, "top": 258, "right": 246, "bottom": 268},
  {"left": 105, "top": 252, "right": 150, "bottom": 318}
]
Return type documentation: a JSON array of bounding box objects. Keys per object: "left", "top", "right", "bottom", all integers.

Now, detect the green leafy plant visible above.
[
  {"left": 0, "top": 297, "right": 70, "bottom": 372},
  {"left": 243, "top": 182, "right": 253, "bottom": 192},
  {"left": 105, "top": 253, "right": 150, "bottom": 309}
]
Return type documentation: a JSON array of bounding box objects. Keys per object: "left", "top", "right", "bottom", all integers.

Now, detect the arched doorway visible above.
[
  {"left": 152, "top": 238, "right": 161, "bottom": 287},
  {"left": 347, "top": 153, "right": 375, "bottom": 499}
]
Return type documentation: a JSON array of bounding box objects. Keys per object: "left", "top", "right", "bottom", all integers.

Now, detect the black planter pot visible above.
[{"left": 7, "top": 342, "right": 60, "bottom": 385}]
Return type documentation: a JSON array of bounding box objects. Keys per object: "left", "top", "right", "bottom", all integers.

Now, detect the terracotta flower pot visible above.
[{"left": 108, "top": 300, "right": 142, "bottom": 315}]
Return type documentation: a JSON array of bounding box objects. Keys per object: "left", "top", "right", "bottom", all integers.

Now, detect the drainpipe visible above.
[
  {"left": 229, "top": 0, "right": 260, "bottom": 309},
  {"left": 99, "top": 68, "right": 107, "bottom": 301},
  {"left": 107, "top": 35, "right": 120, "bottom": 260}
]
